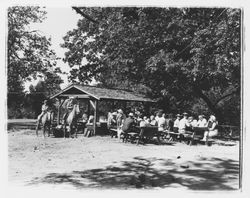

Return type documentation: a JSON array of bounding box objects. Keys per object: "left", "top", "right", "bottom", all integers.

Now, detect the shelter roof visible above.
[{"left": 50, "top": 84, "right": 155, "bottom": 102}]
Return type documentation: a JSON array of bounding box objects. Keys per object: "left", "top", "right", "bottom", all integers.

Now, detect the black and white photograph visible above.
[{"left": 2, "top": 0, "right": 248, "bottom": 195}]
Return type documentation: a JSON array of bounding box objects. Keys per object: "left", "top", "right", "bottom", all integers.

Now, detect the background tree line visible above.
[{"left": 7, "top": 6, "right": 63, "bottom": 118}]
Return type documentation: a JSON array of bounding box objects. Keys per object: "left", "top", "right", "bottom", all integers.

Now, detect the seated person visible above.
[
  {"left": 149, "top": 115, "right": 157, "bottom": 126},
  {"left": 197, "top": 115, "right": 207, "bottom": 127},
  {"left": 187, "top": 116, "right": 198, "bottom": 130},
  {"left": 81, "top": 113, "right": 88, "bottom": 123},
  {"left": 121, "top": 112, "right": 135, "bottom": 134},
  {"left": 173, "top": 114, "right": 181, "bottom": 133},
  {"left": 202, "top": 115, "right": 218, "bottom": 141},
  {"left": 178, "top": 112, "right": 188, "bottom": 134},
  {"left": 140, "top": 116, "right": 151, "bottom": 127},
  {"left": 99, "top": 115, "right": 107, "bottom": 123},
  {"left": 165, "top": 114, "right": 174, "bottom": 131}
]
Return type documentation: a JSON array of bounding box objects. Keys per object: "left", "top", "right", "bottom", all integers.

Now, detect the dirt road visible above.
[{"left": 8, "top": 129, "right": 240, "bottom": 191}]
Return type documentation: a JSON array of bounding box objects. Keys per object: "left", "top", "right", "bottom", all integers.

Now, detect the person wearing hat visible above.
[
  {"left": 178, "top": 112, "right": 189, "bottom": 134},
  {"left": 202, "top": 115, "right": 218, "bottom": 141},
  {"left": 173, "top": 114, "right": 181, "bottom": 132},
  {"left": 37, "top": 100, "right": 49, "bottom": 123},
  {"left": 121, "top": 112, "right": 135, "bottom": 137},
  {"left": 116, "top": 109, "right": 126, "bottom": 129},
  {"left": 197, "top": 115, "right": 207, "bottom": 128}
]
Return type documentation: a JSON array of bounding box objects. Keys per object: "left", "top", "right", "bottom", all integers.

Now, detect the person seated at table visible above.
[
  {"left": 173, "top": 114, "right": 181, "bottom": 132},
  {"left": 149, "top": 115, "right": 157, "bottom": 126},
  {"left": 165, "top": 113, "right": 174, "bottom": 131},
  {"left": 99, "top": 115, "right": 107, "bottom": 123},
  {"left": 188, "top": 116, "right": 198, "bottom": 127},
  {"left": 178, "top": 112, "right": 189, "bottom": 134},
  {"left": 82, "top": 113, "right": 88, "bottom": 123},
  {"left": 121, "top": 112, "right": 136, "bottom": 139},
  {"left": 140, "top": 116, "right": 151, "bottom": 127},
  {"left": 156, "top": 111, "right": 167, "bottom": 132},
  {"left": 202, "top": 115, "right": 218, "bottom": 141},
  {"left": 197, "top": 115, "right": 207, "bottom": 127},
  {"left": 87, "top": 115, "right": 94, "bottom": 124}
]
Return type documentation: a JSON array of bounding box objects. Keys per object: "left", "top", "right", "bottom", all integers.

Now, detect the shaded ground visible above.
[{"left": 8, "top": 129, "right": 239, "bottom": 191}]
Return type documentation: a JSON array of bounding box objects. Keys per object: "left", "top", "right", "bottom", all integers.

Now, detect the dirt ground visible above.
[{"left": 8, "top": 129, "right": 240, "bottom": 191}]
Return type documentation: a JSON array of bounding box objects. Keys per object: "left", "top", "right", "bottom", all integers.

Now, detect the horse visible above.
[
  {"left": 36, "top": 111, "right": 54, "bottom": 138},
  {"left": 64, "top": 103, "right": 80, "bottom": 138}
]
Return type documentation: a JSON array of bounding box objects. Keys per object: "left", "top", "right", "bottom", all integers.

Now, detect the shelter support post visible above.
[
  {"left": 144, "top": 102, "right": 150, "bottom": 115},
  {"left": 57, "top": 98, "right": 66, "bottom": 125},
  {"left": 122, "top": 101, "right": 127, "bottom": 115},
  {"left": 90, "top": 99, "right": 98, "bottom": 136}
]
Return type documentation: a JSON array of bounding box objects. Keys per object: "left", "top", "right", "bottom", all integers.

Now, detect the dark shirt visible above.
[{"left": 122, "top": 117, "right": 135, "bottom": 133}]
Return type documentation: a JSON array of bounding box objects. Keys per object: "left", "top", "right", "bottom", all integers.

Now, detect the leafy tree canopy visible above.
[
  {"left": 62, "top": 7, "right": 241, "bottom": 124},
  {"left": 8, "top": 6, "right": 61, "bottom": 94}
]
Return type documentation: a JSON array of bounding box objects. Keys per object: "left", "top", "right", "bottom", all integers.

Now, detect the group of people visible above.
[
  {"left": 37, "top": 98, "right": 219, "bottom": 141},
  {"left": 107, "top": 109, "right": 219, "bottom": 141},
  {"left": 173, "top": 112, "right": 219, "bottom": 140}
]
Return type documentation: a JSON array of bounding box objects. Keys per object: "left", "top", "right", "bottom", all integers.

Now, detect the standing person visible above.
[
  {"left": 202, "top": 115, "right": 218, "bottom": 141},
  {"left": 116, "top": 109, "right": 126, "bottom": 129},
  {"left": 197, "top": 115, "right": 207, "bottom": 127},
  {"left": 178, "top": 112, "right": 189, "bottom": 134},
  {"left": 155, "top": 110, "right": 163, "bottom": 123},
  {"left": 156, "top": 111, "right": 167, "bottom": 132},
  {"left": 37, "top": 100, "right": 49, "bottom": 124},
  {"left": 107, "top": 110, "right": 117, "bottom": 129}
]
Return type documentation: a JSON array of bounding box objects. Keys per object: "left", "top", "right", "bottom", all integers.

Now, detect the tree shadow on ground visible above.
[{"left": 28, "top": 156, "right": 239, "bottom": 190}]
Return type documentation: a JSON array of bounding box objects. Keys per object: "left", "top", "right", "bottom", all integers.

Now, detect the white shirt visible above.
[
  {"left": 178, "top": 117, "right": 188, "bottom": 131},
  {"left": 157, "top": 117, "right": 166, "bottom": 131},
  {"left": 191, "top": 119, "right": 198, "bottom": 127},
  {"left": 174, "top": 118, "right": 180, "bottom": 128},
  {"left": 197, "top": 118, "right": 207, "bottom": 127}
]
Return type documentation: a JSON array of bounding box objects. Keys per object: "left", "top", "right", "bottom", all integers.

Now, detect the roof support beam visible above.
[{"left": 57, "top": 94, "right": 91, "bottom": 99}]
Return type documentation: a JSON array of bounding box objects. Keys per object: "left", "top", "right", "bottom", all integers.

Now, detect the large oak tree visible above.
[{"left": 62, "top": 7, "right": 241, "bottom": 124}]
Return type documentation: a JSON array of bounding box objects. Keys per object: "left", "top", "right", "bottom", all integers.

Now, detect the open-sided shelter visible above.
[{"left": 50, "top": 83, "right": 155, "bottom": 135}]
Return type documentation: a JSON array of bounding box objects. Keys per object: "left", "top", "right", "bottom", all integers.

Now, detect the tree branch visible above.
[
  {"left": 214, "top": 87, "right": 240, "bottom": 105},
  {"left": 72, "top": 7, "right": 99, "bottom": 24}
]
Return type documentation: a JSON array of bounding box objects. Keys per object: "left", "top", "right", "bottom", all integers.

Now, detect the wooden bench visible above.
[
  {"left": 109, "top": 127, "right": 118, "bottom": 138},
  {"left": 163, "top": 131, "right": 182, "bottom": 142},
  {"left": 136, "top": 126, "right": 159, "bottom": 145}
]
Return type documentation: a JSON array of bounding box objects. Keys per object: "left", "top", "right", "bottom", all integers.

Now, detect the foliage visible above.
[
  {"left": 62, "top": 7, "right": 241, "bottom": 125},
  {"left": 7, "top": 6, "right": 60, "bottom": 95},
  {"left": 7, "top": 6, "right": 63, "bottom": 118}
]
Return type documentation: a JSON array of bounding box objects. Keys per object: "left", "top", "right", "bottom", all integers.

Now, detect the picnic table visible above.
[{"left": 121, "top": 126, "right": 160, "bottom": 145}]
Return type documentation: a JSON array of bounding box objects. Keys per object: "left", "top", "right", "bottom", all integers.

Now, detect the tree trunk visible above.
[{"left": 192, "top": 86, "right": 224, "bottom": 122}]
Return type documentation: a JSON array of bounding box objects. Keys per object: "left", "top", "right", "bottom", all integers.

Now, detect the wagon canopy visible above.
[{"left": 50, "top": 83, "right": 155, "bottom": 103}]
